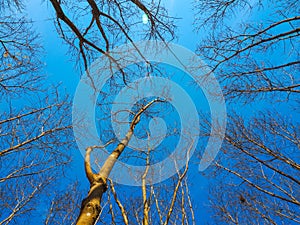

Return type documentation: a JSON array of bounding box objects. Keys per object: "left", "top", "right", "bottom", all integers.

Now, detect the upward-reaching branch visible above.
[
  {"left": 76, "top": 98, "right": 164, "bottom": 225},
  {"left": 49, "top": 0, "right": 175, "bottom": 84}
]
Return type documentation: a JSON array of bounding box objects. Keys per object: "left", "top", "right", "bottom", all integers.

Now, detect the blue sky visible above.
[
  {"left": 23, "top": 0, "right": 214, "bottom": 223},
  {"left": 20, "top": 0, "right": 295, "bottom": 224},
  {"left": 24, "top": 1, "right": 213, "bottom": 222}
]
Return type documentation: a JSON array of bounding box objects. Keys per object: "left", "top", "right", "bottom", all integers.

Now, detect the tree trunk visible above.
[{"left": 75, "top": 99, "right": 163, "bottom": 225}]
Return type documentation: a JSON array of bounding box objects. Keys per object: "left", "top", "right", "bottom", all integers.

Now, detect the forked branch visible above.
[{"left": 76, "top": 98, "right": 164, "bottom": 225}]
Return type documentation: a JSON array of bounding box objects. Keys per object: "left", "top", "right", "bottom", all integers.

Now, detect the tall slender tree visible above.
[
  {"left": 0, "top": 2, "right": 73, "bottom": 224},
  {"left": 194, "top": 0, "right": 300, "bottom": 224}
]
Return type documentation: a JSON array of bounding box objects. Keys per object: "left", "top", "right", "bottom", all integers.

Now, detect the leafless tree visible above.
[
  {"left": 75, "top": 98, "right": 196, "bottom": 225},
  {"left": 44, "top": 1, "right": 197, "bottom": 224},
  {"left": 8, "top": 0, "right": 299, "bottom": 224},
  {"left": 195, "top": 0, "right": 299, "bottom": 102},
  {"left": 206, "top": 113, "right": 300, "bottom": 224},
  {"left": 44, "top": 182, "right": 83, "bottom": 225},
  {"left": 48, "top": 0, "right": 176, "bottom": 83},
  {"left": 194, "top": 1, "right": 300, "bottom": 224},
  {"left": 0, "top": 0, "right": 207, "bottom": 225},
  {"left": 86, "top": 141, "right": 196, "bottom": 225},
  {"left": 0, "top": 3, "right": 74, "bottom": 224}
]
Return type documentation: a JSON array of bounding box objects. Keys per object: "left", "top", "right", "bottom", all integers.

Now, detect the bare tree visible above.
[
  {"left": 207, "top": 113, "right": 300, "bottom": 224},
  {"left": 91, "top": 151, "right": 195, "bottom": 225},
  {"left": 195, "top": 0, "right": 299, "bottom": 102},
  {"left": 48, "top": 0, "right": 175, "bottom": 82},
  {"left": 8, "top": 0, "right": 297, "bottom": 224},
  {"left": 0, "top": 0, "right": 212, "bottom": 224},
  {"left": 44, "top": 1, "right": 197, "bottom": 224},
  {"left": 92, "top": 133, "right": 196, "bottom": 225},
  {"left": 0, "top": 3, "right": 74, "bottom": 224},
  {"left": 44, "top": 182, "right": 83, "bottom": 225},
  {"left": 194, "top": 0, "right": 300, "bottom": 224},
  {"left": 75, "top": 99, "right": 164, "bottom": 224}
]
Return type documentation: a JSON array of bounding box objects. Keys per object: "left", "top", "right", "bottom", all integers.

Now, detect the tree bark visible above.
[{"left": 75, "top": 99, "right": 163, "bottom": 225}]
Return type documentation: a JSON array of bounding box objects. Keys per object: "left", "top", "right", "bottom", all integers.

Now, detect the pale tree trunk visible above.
[{"left": 76, "top": 99, "right": 163, "bottom": 225}]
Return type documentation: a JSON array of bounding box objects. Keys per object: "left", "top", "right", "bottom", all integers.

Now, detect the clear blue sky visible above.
[{"left": 23, "top": 0, "right": 269, "bottom": 224}]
